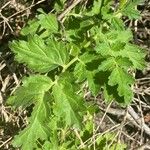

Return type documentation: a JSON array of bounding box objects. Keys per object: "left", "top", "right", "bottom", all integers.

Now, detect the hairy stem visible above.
[{"left": 62, "top": 56, "right": 78, "bottom": 72}]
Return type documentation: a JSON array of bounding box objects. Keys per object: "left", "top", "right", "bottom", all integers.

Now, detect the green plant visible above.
[{"left": 8, "top": 0, "right": 146, "bottom": 149}]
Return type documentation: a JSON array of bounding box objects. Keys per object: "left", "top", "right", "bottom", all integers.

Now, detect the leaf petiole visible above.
[{"left": 62, "top": 56, "right": 79, "bottom": 72}]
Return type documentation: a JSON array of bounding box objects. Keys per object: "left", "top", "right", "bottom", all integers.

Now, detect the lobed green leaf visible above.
[
  {"left": 108, "top": 67, "right": 134, "bottom": 104},
  {"left": 8, "top": 75, "right": 53, "bottom": 150},
  {"left": 12, "top": 94, "right": 51, "bottom": 150},
  {"left": 52, "top": 74, "right": 86, "bottom": 129},
  {"left": 7, "top": 75, "right": 53, "bottom": 108},
  {"left": 9, "top": 35, "right": 69, "bottom": 73}
]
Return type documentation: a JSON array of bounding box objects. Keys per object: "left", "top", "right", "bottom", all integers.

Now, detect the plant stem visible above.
[
  {"left": 99, "top": 0, "right": 105, "bottom": 18},
  {"left": 62, "top": 56, "right": 78, "bottom": 72},
  {"left": 58, "top": 0, "right": 82, "bottom": 22}
]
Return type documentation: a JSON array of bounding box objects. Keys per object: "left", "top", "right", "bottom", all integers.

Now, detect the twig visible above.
[
  {"left": 137, "top": 94, "right": 145, "bottom": 144},
  {"left": 74, "top": 129, "right": 85, "bottom": 149},
  {"left": 98, "top": 105, "right": 126, "bottom": 116},
  {"left": 0, "top": 1, "right": 11, "bottom": 10},
  {"left": 0, "top": 137, "right": 12, "bottom": 148},
  {"left": 98, "top": 105, "right": 150, "bottom": 135},
  {"left": 0, "top": 12, "right": 14, "bottom": 35},
  {"left": 0, "top": 0, "right": 46, "bottom": 25},
  {"left": 121, "top": 131, "right": 140, "bottom": 144},
  {"left": 0, "top": 63, "right": 6, "bottom": 71},
  {"left": 82, "top": 123, "right": 120, "bottom": 149},
  {"left": 128, "top": 106, "right": 150, "bottom": 135},
  {"left": 136, "top": 144, "right": 150, "bottom": 150},
  {"left": 94, "top": 101, "right": 113, "bottom": 133},
  {"left": 1, "top": 75, "right": 10, "bottom": 92},
  {"left": 58, "top": 0, "right": 83, "bottom": 22}
]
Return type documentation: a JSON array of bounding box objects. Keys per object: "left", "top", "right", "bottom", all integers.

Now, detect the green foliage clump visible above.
[{"left": 8, "top": 0, "right": 145, "bottom": 149}]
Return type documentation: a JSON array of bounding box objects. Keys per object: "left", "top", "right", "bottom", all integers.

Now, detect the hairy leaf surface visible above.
[
  {"left": 38, "top": 13, "right": 58, "bottom": 32},
  {"left": 98, "top": 57, "right": 116, "bottom": 71},
  {"left": 7, "top": 2, "right": 147, "bottom": 149},
  {"left": 108, "top": 67, "right": 134, "bottom": 103},
  {"left": 52, "top": 74, "right": 85, "bottom": 128},
  {"left": 7, "top": 75, "right": 53, "bottom": 108},
  {"left": 12, "top": 94, "right": 51, "bottom": 150},
  {"left": 120, "top": 44, "right": 146, "bottom": 70},
  {"left": 7, "top": 75, "right": 53, "bottom": 150},
  {"left": 122, "top": 0, "right": 142, "bottom": 19},
  {"left": 9, "top": 35, "right": 69, "bottom": 73}
]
